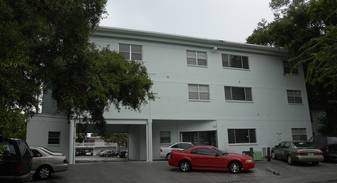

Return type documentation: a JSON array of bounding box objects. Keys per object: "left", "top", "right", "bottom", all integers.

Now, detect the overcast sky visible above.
[{"left": 99, "top": 0, "right": 274, "bottom": 43}]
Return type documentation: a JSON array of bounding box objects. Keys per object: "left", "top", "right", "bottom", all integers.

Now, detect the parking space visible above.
[{"left": 34, "top": 160, "right": 337, "bottom": 183}]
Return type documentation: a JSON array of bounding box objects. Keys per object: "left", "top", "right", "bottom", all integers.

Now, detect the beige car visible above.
[
  {"left": 272, "top": 141, "right": 324, "bottom": 165},
  {"left": 30, "top": 146, "right": 68, "bottom": 179}
]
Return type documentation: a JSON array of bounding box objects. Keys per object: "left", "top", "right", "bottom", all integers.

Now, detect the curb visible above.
[{"left": 266, "top": 167, "right": 280, "bottom": 175}]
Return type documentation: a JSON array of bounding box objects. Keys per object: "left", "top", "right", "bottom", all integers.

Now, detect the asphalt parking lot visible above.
[{"left": 36, "top": 160, "right": 337, "bottom": 183}]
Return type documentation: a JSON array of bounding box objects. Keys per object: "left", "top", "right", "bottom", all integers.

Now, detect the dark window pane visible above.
[
  {"left": 119, "top": 52, "right": 130, "bottom": 60},
  {"left": 197, "top": 59, "right": 207, "bottom": 66},
  {"left": 222, "top": 54, "right": 229, "bottom": 67},
  {"left": 119, "top": 44, "right": 130, "bottom": 52},
  {"left": 48, "top": 131, "right": 60, "bottom": 145},
  {"left": 242, "top": 56, "right": 249, "bottom": 69},
  {"left": 235, "top": 129, "right": 249, "bottom": 143},
  {"left": 249, "top": 129, "right": 256, "bottom": 143},
  {"left": 225, "top": 86, "right": 231, "bottom": 100},
  {"left": 187, "top": 51, "right": 196, "bottom": 65},
  {"left": 245, "top": 88, "right": 252, "bottom": 101},
  {"left": 197, "top": 52, "right": 207, "bottom": 66},
  {"left": 181, "top": 131, "right": 216, "bottom": 146},
  {"left": 131, "top": 53, "right": 142, "bottom": 60},
  {"left": 232, "top": 87, "right": 245, "bottom": 100},
  {"left": 230, "top": 55, "right": 242, "bottom": 68},
  {"left": 228, "top": 129, "right": 235, "bottom": 144},
  {"left": 160, "top": 131, "right": 171, "bottom": 143},
  {"left": 131, "top": 45, "right": 142, "bottom": 53}
]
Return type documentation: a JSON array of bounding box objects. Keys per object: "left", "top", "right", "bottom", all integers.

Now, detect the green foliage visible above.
[
  {"left": 0, "top": 0, "right": 153, "bottom": 137},
  {"left": 0, "top": 107, "right": 27, "bottom": 139},
  {"left": 247, "top": 0, "right": 337, "bottom": 136},
  {"left": 102, "top": 133, "right": 128, "bottom": 146},
  {"left": 247, "top": 0, "right": 337, "bottom": 88}
]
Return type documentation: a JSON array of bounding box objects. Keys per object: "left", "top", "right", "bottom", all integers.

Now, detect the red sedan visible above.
[{"left": 168, "top": 145, "right": 255, "bottom": 173}]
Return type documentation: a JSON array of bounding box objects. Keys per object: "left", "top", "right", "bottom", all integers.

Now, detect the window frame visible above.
[
  {"left": 224, "top": 86, "right": 253, "bottom": 102},
  {"left": 186, "top": 50, "right": 208, "bottom": 67},
  {"left": 48, "top": 131, "right": 61, "bottom": 145},
  {"left": 188, "top": 84, "right": 210, "bottom": 101},
  {"left": 160, "top": 131, "right": 171, "bottom": 144},
  {"left": 287, "top": 90, "right": 303, "bottom": 104},
  {"left": 222, "top": 54, "right": 249, "bottom": 70},
  {"left": 283, "top": 61, "right": 299, "bottom": 75},
  {"left": 118, "top": 43, "right": 142, "bottom": 61},
  {"left": 291, "top": 128, "right": 307, "bottom": 142},
  {"left": 228, "top": 129, "right": 257, "bottom": 144}
]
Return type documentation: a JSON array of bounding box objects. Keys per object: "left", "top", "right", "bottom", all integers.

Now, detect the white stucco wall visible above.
[
  {"left": 27, "top": 28, "right": 312, "bottom": 162},
  {"left": 90, "top": 34, "right": 312, "bottom": 157},
  {"left": 26, "top": 114, "right": 69, "bottom": 159}
]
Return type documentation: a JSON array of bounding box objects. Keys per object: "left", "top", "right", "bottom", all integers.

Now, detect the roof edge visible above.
[{"left": 93, "top": 26, "right": 287, "bottom": 56}]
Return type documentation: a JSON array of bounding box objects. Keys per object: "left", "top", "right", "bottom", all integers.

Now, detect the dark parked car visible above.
[
  {"left": 272, "top": 141, "right": 323, "bottom": 165},
  {"left": 118, "top": 150, "right": 128, "bottom": 158},
  {"left": 99, "top": 150, "right": 117, "bottom": 157},
  {"left": 0, "top": 137, "right": 32, "bottom": 182},
  {"left": 319, "top": 144, "right": 337, "bottom": 162}
]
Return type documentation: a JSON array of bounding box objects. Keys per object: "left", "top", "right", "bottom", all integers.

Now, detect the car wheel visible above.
[
  {"left": 312, "top": 162, "right": 319, "bottom": 166},
  {"left": 228, "top": 161, "right": 242, "bottom": 174},
  {"left": 287, "top": 155, "right": 293, "bottom": 165},
  {"left": 179, "top": 160, "right": 191, "bottom": 172},
  {"left": 166, "top": 153, "right": 171, "bottom": 160},
  {"left": 271, "top": 152, "right": 276, "bottom": 160},
  {"left": 36, "top": 166, "right": 52, "bottom": 180}
]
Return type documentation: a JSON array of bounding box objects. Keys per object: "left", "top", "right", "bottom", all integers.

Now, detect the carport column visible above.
[
  {"left": 146, "top": 119, "right": 153, "bottom": 162},
  {"left": 69, "top": 119, "right": 76, "bottom": 164}
]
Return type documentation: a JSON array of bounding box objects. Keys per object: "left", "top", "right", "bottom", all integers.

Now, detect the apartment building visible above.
[{"left": 26, "top": 27, "right": 312, "bottom": 163}]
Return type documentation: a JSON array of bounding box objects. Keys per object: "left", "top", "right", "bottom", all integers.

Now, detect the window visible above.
[
  {"left": 48, "top": 131, "right": 60, "bottom": 145},
  {"left": 283, "top": 61, "right": 298, "bottom": 74},
  {"left": 287, "top": 90, "right": 302, "bottom": 104},
  {"left": 181, "top": 131, "right": 217, "bottom": 146},
  {"left": 292, "top": 128, "right": 307, "bottom": 142},
  {"left": 187, "top": 50, "right": 207, "bottom": 66},
  {"left": 171, "top": 143, "right": 193, "bottom": 149},
  {"left": 225, "top": 86, "right": 252, "bottom": 101},
  {"left": 119, "top": 43, "right": 142, "bottom": 60},
  {"left": 31, "top": 149, "right": 43, "bottom": 157},
  {"left": 228, "top": 129, "right": 256, "bottom": 144},
  {"left": 222, "top": 54, "right": 249, "bottom": 69},
  {"left": 160, "top": 131, "right": 171, "bottom": 144},
  {"left": 191, "top": 148, "right": 216, "bottom": 156},
  {"left": 188, "top": 84, "right": 210, "bottom": 100}
]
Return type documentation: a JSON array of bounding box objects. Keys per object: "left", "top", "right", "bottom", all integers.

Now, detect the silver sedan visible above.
[
  {"left": 30, "top": 146, "right": 68, "bottom": 180},
  {"left": 272, "top": 141, "right": 324, "bottom": 165}
]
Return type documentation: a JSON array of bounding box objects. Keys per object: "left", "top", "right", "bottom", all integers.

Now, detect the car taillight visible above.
[
  {"left": 296, "top": 151, "right": 308, "bottom": 156},
  {"left": 64, "top": 159, "right": 69, "bottom": 164},
  {"left": 15, "top": 163, "right": 22, "bottom": 174}
]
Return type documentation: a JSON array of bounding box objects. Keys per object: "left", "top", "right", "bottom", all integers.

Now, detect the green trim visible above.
[{"left": 92, "top": 26, "right": 287, "bottom": 57}]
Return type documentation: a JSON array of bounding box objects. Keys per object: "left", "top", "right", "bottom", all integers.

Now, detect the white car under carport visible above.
[
  {"left": 160, "top": 142, "right": 193, "bottom": 159},
  {"left": 30, "top": 146, "right": 69, "bottom": 180}
]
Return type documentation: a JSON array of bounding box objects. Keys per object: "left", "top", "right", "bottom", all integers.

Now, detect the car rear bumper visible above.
[
  {"left": 293, "top": 155, "right": 324, "bottom": 162},
  {"left": 0, "top": 172, "right": 32, "bottom": 181},
  {"left": 53, "top": 164, "right": 69, "bottom": 172}
]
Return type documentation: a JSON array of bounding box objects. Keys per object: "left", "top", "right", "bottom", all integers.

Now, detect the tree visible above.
[
  {"left": 247, "top": 0, "right": 337, "bottom": 136},
  {"left": 0, "top": 0, "right": 153, "bottom": 137}
]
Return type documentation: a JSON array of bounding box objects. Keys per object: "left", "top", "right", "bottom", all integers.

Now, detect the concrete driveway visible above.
[{"left": 35, "top": 160, "right": 337, "bottom": 183}]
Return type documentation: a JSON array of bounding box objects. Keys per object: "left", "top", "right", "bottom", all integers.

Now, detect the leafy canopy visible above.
[
  {"left": 0, "top": 0, "right": 153, "bottom": 137},
  {"left": 247, "top": 0, "right": 337, "bottom": 88}
]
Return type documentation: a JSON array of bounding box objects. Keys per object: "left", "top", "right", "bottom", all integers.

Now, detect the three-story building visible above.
[{"left": 27, "top": 27, "right": 312, "bottom": 163}]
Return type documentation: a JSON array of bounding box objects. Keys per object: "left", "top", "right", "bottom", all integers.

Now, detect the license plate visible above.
[{"left": 309, "top": 153, "right": 314, "bottom": 156}]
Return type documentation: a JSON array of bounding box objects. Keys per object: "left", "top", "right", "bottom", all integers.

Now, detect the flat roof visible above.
[{"left": 93, "top": 26, "right": 287, "bottom": 57}]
